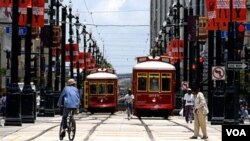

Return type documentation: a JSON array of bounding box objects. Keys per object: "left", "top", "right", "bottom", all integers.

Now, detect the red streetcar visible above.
[
  {"left": 132, "top": 56, "right": 176, "bottom": 119},
  {"left": 84, "top": 68, "right": 118, "bottom": 114}
]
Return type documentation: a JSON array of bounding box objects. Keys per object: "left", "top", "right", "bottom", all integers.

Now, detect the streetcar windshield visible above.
[
  {"left": 136, "top": 72, "right": 172, "bottom": 93},
  {"left": 98, "top": 83, "right": 106, "bottom": 94},
  {"left": 149, "top": 73, "right": 159, "bottom": 92}
]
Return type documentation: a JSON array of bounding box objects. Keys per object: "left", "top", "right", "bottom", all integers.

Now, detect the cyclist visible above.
[
  {"left": 124, "top": 88, "right": 134, "bottom": 120},
  {"left": 57, "top": 79, "right": 80, "bottom": 138}
]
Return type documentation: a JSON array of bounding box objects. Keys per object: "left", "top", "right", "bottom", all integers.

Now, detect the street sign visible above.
[
  {"left": 212, "top": 66, "right": 226, "bottom": 80},
  {"left": 181, "top": 81, "right": 189, "bottom": 90},
  {"left": 5, "top": 26, "right": 27, "bottom": 36},
  {"left": 226, "top": 61, "right": 249, "bottom": 70}
]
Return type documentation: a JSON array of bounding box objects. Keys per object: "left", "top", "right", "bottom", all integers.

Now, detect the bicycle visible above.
[{"left": 59, "top": 109, "right": 76, "bottom": 141}]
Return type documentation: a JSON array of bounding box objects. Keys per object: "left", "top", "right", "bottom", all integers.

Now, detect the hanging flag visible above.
[
  {"left": 32, "top": 0, "right": 44, "bottom": 27},
  {"left": 0, "top": 0, "right": 12, "bottom": 7},
  {"left": 19, "top": 8, "right": 27, "bottom": 26},
  {"left": 19, "top": 0, "right": 32, "bottom": 7},
  {"left": 18, "top": 0, "right": 32, "bottom": 26},
  {"left": 65, "top": 44, "right": 79, "bottom": 62},
  {"left": 206, "top": 0, "right": 217, "bottom": 30},
  {"left": 232, "top": 0, "right": 247, "bottom": 22},
  {"left": 216, "top": 0, "right": 230, "bottom": 30}
]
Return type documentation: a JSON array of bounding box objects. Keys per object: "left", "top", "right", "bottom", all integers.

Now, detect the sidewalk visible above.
[
  {"left": 173, "top": 116, "right": 250, "bottom": 141},
  {"left": 0, "top": 115, "right": 249, "bottom": 141}
]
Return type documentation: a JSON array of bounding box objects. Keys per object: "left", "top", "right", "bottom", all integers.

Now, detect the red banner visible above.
[
  {"left": 32, "top": 0, "right": 44, "bottom": 27},
  {"left": 19, "top": 0, "right": 32, "bottom": 7},
  {"left": 65, "top": 44, "right": 79, "bottom": 62},
  {"left": 206, "top": 0, "right": 217, "bottom": 30},
  {"left": 165, "top": 39, "right": 184, "bottom": 64},
  {"left": 216, "top": 0, "right": 230, "bottom": 30},
  {"left": 19, "top": 8, "right": 27, "bottom": 26},
  {"left": 232, "top": 0, "right": 247, "bottom": 22},
  {"left": 0, "top": 0, "right": 12, "bottom": 7},
  {"left": 52, "top": 48, "right": 61, "bottom": 56},
  {"left": 206, "top": 0, "right": 247, "bottom": 31}
]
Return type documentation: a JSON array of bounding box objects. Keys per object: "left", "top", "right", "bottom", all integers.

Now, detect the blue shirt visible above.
[{"left": 57, "top": 86, "right": 80, "bottom": 108}]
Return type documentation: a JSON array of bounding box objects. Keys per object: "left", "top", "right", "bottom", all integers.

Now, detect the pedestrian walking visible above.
[
  {"left": 240, "top": 102, "right": 250, "bottom": 122},
  {"left": 183, "top": 88, "right": 194, "bottom": 123},
  {"left": 190, "top": 86, "right": 209, "bottom": 140},
  {"left": 124, "top": 88, "right": 134, "bottom": 120},
  {"left": 1, "top": 93, "right": 6, "bottom": 117}
]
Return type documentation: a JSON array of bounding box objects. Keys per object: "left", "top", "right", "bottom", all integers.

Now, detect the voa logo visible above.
[{"left": 226, "top": 129, "right": 246, "bottom": 136}]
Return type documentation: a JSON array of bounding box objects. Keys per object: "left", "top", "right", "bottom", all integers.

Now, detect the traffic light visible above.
[
  {"left": 235, "top": 23, "right": 245, "bottom": 50},
  {"left": 199, "top": 56, "right": 204, "bottom": 63},
  {"left": 198, "top": 57, "right": 204, "bottom": 80}
]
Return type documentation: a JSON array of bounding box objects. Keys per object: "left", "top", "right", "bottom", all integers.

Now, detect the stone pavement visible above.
[{"left": 0, "top": 114, "right": 248, "bottom": 141}]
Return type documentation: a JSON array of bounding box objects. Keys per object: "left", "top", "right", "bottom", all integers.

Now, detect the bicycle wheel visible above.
[
  {"left": 59, "top": 122, "right": 65, "bottom": 140},
  {"left": 68, "top": 118, "right": 76, "bottom": 141}
]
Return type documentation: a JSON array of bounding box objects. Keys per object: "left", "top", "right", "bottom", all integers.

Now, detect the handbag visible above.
[{"left": 179, "top": 108, "right": 184, "bottom": 116}]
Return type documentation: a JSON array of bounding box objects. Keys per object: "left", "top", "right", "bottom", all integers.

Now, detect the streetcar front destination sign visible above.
[{"left": 226, "top": 61, "right": 249, "bottom": 70}]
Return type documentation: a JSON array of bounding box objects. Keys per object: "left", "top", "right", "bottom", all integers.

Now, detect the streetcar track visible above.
[
  {"left": 139, "top": 119, "right": 155, "bottom": 141},
  {"left": 168, "top": 119, "right": 203, "bottom": 138},
  {"left": 26, "top": 125, "right": 59, "bottom": 141},
  {"left": 84, "top": 114, "right": 112, "bottom": 141},
  {"left": 24, "top": 113, "right": 90, "bottom": 141}
]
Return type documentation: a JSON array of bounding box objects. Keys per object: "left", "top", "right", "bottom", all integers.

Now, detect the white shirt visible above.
[
  {"left": 184, "top": 93, "right": 194, "bottom": 106},
  {"left": 124, "top": 94, "right": 134, "bottom": 104}
]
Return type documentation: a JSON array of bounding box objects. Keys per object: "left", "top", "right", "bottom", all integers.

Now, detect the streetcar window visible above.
[
  {"left": 98, "top": 83, "right": 106, "bottom": 94},
  {"left": 90, "top": 84, "right": 97, "bottom": 94},
  {"left": 161, "top": 73, "right": 171, "bottom": 92},
  {"left": 107, "top": 84, "right": 114, "bottom": 94},
  {"left": 149, "top": 73, "right": 159, "bottom": 92},
  {"left": 137, "top": 73, "right": 147, "bottom": 92}
]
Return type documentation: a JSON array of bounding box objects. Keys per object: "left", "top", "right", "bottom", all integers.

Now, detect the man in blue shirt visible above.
[{"left": 57, "top": 79, "right": 80, "bottom": 136}]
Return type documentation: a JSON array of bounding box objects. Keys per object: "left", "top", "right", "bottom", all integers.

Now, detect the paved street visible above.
[{"left": 0, "top": 111, "right": 236, "bottom": 141}]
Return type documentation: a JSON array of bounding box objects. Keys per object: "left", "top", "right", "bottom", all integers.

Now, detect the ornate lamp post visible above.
[
  {"left": 75, "top": 10, "right": 82, "bottom": 91},
  {"left": 68, "top": 0, "right": 74, "bottom": 78},
  {"left": 54, "top": 0, "right": 64, "bottom": 91},
  {"left": 80, "top": 22, "right": 88, "bottom": 82}
]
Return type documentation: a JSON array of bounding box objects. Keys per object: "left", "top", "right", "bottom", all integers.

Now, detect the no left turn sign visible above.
[{"left": 212, "top": 66, "right": 225, "bottom": 80}]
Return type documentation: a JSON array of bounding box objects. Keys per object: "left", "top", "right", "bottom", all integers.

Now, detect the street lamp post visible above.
[
  {"left": 44, "top": 0, "right": 56, "bottom": 117},
  {"left": 68, "top": 1, "right": 74, "bottom": 78},
  {"left": 54, "top": 0, "right": 64, "bottom": 91},
  {"left": 75, "top": 11, "right": 81, "bottom": 91},
  {"left": 173, "top": 0, "right": 182, "bottom": 93},
  {"left": 61, "top": 6, "right": 67, "bottom": 91},
  {"left": 5, "top": 0, "right": 22, "bottom": 126},
  {"left": 162, "top": 21, "right": 167, "bottom": 54},
  {"left": 81, "top": 23, "right": 88, "bottom": 82}
]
